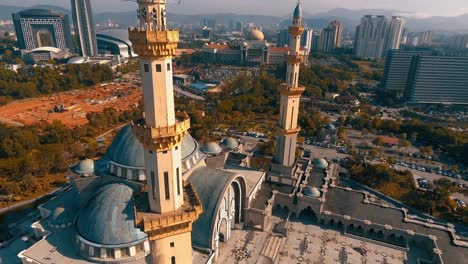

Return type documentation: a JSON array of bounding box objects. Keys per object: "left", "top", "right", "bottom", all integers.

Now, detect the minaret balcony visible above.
[
  {"left": 276, "top": 125, "right": 301, "bottom": 135},
  {"left": 128, "top": 28, "right": 179, "bottom": 57},
  {"left": 279, "top": 83, "right": 305, "bottom": 96},
  {"left": 288, "top": 26, "right": 305, "bottom": 36},
  {"left": 133, "top": 182, "right": 203, "bottom": 241},
  {"left": 287, "top": 54, "right": 303, "bottom": 64},
  {"left": 131, "top": 112, "right": 191, "bottom": 152}
]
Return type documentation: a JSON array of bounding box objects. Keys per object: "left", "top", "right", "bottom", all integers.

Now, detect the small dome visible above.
[
  {"left": 75, "top": 159, "right": 94, "bottom": 174},
  {"left": 293, "top": 3, "right": 302, "bottom": 18},
  {"left": 242, "top": 42, "right": 248, "bottom": 47},
  {"left": 76, "top": 183, "right": 147, "bottom": 246},
  {"left": 247, "top": 28, "right": 264, "bottom": 41},
  {"left": 49, "top": 207, "right": 73, "bottom": 228},
  {"left": 222, "top": 137, "right": 239, "bottom": 150},
  {"left": 201, "top": 142, "right": 223, "bottom": 155},
  {"left": 313, "top": 158, "right": 329, "bottom": 170},
  {"left": 327, "top": 124, "right": 336, "bottom": 131},
  {"left": 303, "top": 187, "right": 321, "bottom": 198}
]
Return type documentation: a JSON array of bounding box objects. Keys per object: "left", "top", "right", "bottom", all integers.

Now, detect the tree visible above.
[{"left": 373, "top": 136, "right": 383, "bottom": 146}]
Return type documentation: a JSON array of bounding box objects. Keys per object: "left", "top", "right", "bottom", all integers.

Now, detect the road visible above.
[{"left": 174, "top": 86, "right": 204, "bottom": 101}]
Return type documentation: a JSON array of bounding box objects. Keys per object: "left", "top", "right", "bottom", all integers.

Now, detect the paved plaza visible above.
[
  {"left": 278, "top": 220, "right": 407, "bottom": 264},
  {"left": 217, "top": 216, "right": 407, "bottom": 264}
]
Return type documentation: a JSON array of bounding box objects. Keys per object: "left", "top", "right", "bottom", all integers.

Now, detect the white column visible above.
[
  {"left": 100, "top": 248, "right": 107, "bottom": 259},
  {"left": 129, "top": 246, "right": 137, "bottom": 257},
  {"left": 143, "top": 241, "right": 150, "bottom": 252},
  {"left": 88, "top": 246, "right": 94, "bottom": 257},
  {"left": 114, "top": 248, "right": 121, "bottom": 259}
]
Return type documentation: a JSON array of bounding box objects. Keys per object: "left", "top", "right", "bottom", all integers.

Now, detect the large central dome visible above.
[{"left": 247, "top": 28, "right": 265, "bottom": 41}]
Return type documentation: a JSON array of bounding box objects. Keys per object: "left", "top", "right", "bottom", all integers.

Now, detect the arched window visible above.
[{"left": 171, "top": 256, "right": 176, "bottom": 264}]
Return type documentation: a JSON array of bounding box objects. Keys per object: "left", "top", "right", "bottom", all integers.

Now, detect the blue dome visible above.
[
  {"left": 303, "top": 187, "right": 321, "bottom": 198},
  {"left": 106, "top": 124, "right": 198, "bottom": 167},
  {"left": 222, "top": 137, "right": 239, "bottom": 150},
  {"left": 201, "top": 142, "right": 223, "bottom": 155},
  {"left": 76, "top": 183, "right": 147, "bottom": 246},
  {"left": 293, "top": 3, "right": 302, "bottom": 18},
  {"left": 313, "top": 158, "right": 329, "bottom": 170},
  {"left": 74, "top": 159, "right": 94, "bottom": 174}
]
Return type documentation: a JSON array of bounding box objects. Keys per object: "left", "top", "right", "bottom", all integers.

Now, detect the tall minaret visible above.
[
  {"left": 129, "top": 1, "right": 201, "bottom": 263},
  {"left": 274, "top": 2, "right": 305, "bottom": 168}
]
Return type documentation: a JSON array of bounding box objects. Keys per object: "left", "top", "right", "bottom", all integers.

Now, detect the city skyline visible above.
[{"left": 1, "top": 0, "right": 467, "bottom": 17}]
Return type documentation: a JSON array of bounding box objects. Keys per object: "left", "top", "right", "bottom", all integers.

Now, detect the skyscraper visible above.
[
  {"left": 354, "top": 15, "right": 405, "bottom": 59},
  {"left": 277, "top": 27, "right": 313, "bottom": 53},
  {"left": 12, "top": 9, "right": 73, "bottom": 52},
  {"left": 269, "top": 2, "right": 305, "bottom": 185},
  {"left": 71, "top": 0, "right": 98, "bottom": 56},
  {"left": 329, "top": 20, "right": 343, "bottom": 48}
]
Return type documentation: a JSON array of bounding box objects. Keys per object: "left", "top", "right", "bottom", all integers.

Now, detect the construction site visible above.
[{"left": 0, "top": 82, "right": 142, "bottom": 127}]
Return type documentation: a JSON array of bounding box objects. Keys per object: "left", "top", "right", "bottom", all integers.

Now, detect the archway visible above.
[
  {"left": 219, "top": 218, "right": 228, "bottom": 242},
  {"left": 231, "top": 181, "right": 242, "bottom": 224},
  {"left": 298, "top": 206, "right": 317, "bottom": 223}
]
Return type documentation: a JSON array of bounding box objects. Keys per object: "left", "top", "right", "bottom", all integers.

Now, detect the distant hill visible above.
[{"left": 1, "top": 4, "right": 467, "bottom": 33}]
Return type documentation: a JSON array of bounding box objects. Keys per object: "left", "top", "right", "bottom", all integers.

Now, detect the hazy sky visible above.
[{"left": 3, "top": 0, "right": 468, "bottom": 17}]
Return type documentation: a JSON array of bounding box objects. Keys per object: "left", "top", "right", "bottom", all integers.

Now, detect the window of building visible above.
[
  {"left": 171, "top": 256, "right": 176, "bottom": 264},
  {"left": 170, "top": 242, "right": 175, "bottom": 248},
  {"left": 164, "top": 172, "right": 170, "bottom": 200},
  {"left": 156, "top": 64, "right": 162, "bottom": 72},
  {"left": 132, "top": 169, "right": 139, "bottom": 179},
  {"left": 290, "top": 107, "right": 295, "bottom": 129},
  {"left": 151, "top": 171, "right": 157, "bottom": 199},
  {"left": 144, "top": 64, "right": 149, "bottom": 72},
  {"left": 163, "top": 150, "right": 168, "bottom": 154},
  {"left": 167, "top": 63, "right": 171, "bottom": 71},
  {"left": 176, "top": 168, "right": 180, "bottom": 195}
]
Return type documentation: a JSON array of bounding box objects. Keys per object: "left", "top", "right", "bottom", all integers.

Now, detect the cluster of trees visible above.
[
  {"left": 0, "top": 64, "right": 114, "bottom": 105},
  {"left": 0, "top": 107, "right": 142, "bottom": 198},
  {"left": 350, "top": 161, "right": 467, "bottom": 224},
  {"left": 343, "top": 115, "right": 467, "bottom": 165}
]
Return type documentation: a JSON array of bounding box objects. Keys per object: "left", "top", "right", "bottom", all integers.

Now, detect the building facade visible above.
[
  {"left": 354, "top": 15, "right": 404, "bottom": 59},
  {"left": 382, "top": 49, "right": 433, "bottom": 92},
  {"left": 12, "top": 9, "right": 73, "bottom": 52},
  {"left": 404, "top": 55, "right": 468, "bottom": 105},
  {"left": 71, "top": 0, "right": 98, "bottom": 56}
]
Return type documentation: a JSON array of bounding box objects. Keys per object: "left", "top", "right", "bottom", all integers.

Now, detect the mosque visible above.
[{"left": 12, "top": 1, "right": 468, "bottom": 264}]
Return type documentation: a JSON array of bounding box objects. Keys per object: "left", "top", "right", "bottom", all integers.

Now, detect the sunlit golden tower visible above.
[
  {"left": 274, "top": 2, "right": 305, "bottom": 167},
  {"left": 129, "top": 1, "right": 202, "bottom": 263}
]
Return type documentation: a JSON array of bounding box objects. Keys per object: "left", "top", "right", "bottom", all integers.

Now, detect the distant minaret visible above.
[
  {"left": 129, "top": 1, "right": 201, "bottom": 263},
  {"left": 274, "top": 2, "right": 305, "bottom": 167}
]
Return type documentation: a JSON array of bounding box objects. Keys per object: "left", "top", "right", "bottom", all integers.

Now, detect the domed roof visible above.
[
  {"left": 75, "top": 159, "right": 94, "bottom": 174},
  {"left": 313, "top": 158, "right": 329, "bottom": 170},
  {"left": 106, "top": 124, "right": 198, "bottom": 167},
  {"left": 49, "top": 207, "right": 73, "bottom": 227},
  {"left": 303, "top": 187, "right": 321, "bottom": 198},
  {"left": 76, "top": 183, "right": 147, "bottom": 246},
  {"left": 222, "top": 137, "right": 239, "bottom": 150},
  {"left": 201, "top": 142, "right": 223, "bottom": 155},
  {"left": 293, "top": 3, "right": 302, "bottom": 18},
  {"left": 247, "top": 28, "right": 264, "bottom": 41}
]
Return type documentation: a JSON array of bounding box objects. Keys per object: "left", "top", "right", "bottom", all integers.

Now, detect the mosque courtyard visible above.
[{"left": 216, "top": 211, "right": 407, "bottom": 264}]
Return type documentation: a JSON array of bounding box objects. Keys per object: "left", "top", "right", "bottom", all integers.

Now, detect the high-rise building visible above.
[
  {"left": 354, "top": 15, "right": 405, "bottom": 58},
  {"left": 235, "top": 21, "right": 244, "bottom": 33},
  {"left": 12, "top": 9, "right": 73, "bottom": 52},
  {"left": 385, "top": 16, "right": 404, "bottom": 51},
  {"left": 448, "top": 34, "right": 468, "bottom": 50},
  {"left": 404, "top": 56, "right": 468, "bottom": 105},
  {"left": 277, "top": 27, "right": 313, "bottom": 53},
  {"left": 312, "top": 30, "right": 322, "bottom": 51},
  {"left": 269, "top": 3, "right": 305, "bottom": 185},
  {"left": 382, "top": 49, "right": 433, "bottom": 92},
  {"left": 71, "top": 0, "right": 98, "bottom": 56},
  {"left": 129, "top": 0, "right": 202, "bottom": 262},
  {"left": 202, "top": 27, "right": 214, "bottom": 39},
  {"left": 329, "top": 20, "right": 343, "bottom": 48}
]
